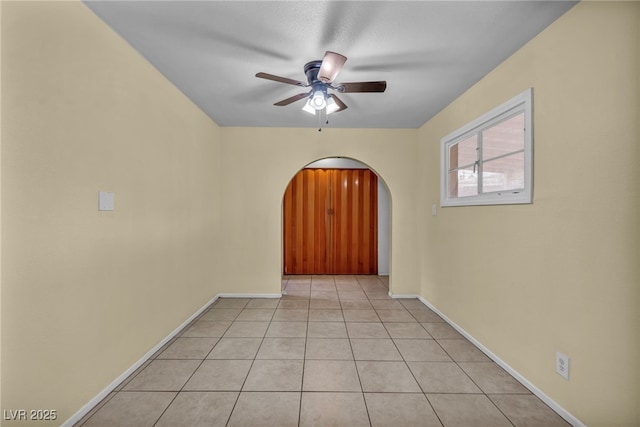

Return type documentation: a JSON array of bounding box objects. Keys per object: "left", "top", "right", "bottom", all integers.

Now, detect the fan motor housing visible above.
[{"left": 304, "top": 60, "right": 323, "bottom": 85}]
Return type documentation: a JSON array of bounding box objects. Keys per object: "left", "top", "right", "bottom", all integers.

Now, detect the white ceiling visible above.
[{"left": 83, "top": 1, "right": 576, "bottom": 129}]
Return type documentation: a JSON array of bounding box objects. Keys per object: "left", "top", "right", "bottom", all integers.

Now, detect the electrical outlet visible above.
[{"left": 556, "top": 352, "right": 570, "bottom": 380}]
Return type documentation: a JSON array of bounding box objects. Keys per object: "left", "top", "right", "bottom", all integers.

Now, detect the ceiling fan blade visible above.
[
  {"left": 338, "top": 81, "right": 387, "bottom": 93},
  {"left": 318, "top": 51, "right": 347, "bottom": 83},
  {"left": 274, "top": 92, "right": 310, "bottom": 106},
  {"left": 330, "top": 94, "right": 348, "bottom": 112},
  {"left": 256, "top": 72, "right": 307, "bottom": 87}
]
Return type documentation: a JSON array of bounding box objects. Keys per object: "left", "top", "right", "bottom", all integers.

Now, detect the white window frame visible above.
[{"left": 440, "top": 88, "right": 533, "bottom": 207}]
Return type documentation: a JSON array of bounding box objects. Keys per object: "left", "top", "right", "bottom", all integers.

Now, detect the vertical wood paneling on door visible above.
[
  {"left": 283, "top": 168, "right": 378, "bottom": 275},
  {"left": 312, "top": 169, "right": 330, "bottom": 273},
  {"left": 331, "top": 169, "right": 378, "bottom": 274}
]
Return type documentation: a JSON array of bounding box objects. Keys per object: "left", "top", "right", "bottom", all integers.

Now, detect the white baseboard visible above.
[
  {"left": 389, "top": 292, "right": 420, "bottom": 299},
  {"left": 414, "top": 295, "right": 586, "bottom": 427},
  {"left": 217, "top": 293, "right": 282, "bottom": 299}
]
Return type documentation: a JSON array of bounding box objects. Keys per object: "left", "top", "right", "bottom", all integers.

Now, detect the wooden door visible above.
[{"left": 283, "top": 168, "right": 377, "bottom": 275}]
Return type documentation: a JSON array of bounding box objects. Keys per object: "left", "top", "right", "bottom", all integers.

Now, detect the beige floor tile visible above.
[
  {"left": 334, "top": 275, "right": 357, "bottom": 284},
  {"left": 228, "top": 392, "right": 300, "bottom": 427},
  {"left": 82, "top": 392, "right": 175, "bottom": 427},
  {"left": 75, "top": 392, "right": 118, "bottom": 424},
  {"left": 398, "top": 299, "right": 430, "bottom": 311},
  {"left": 212, "top": 298, "right": 250, "bottom": 309},
  {"left": 310, "top": 290, "right": 339, "bottom": 300},
  {"left": 272, "top": 308, "right": 309, "bottom": 321},
  {"left": 364, "top": 291, "right": 393, "bottom": 300},
  {"left": 305, "top": 338, "right": 353, "bottom": 360},
  {"left": 256, "top": 337, "right": 306, "bottom": 359},
  {"left": 300, "top": 392, "right": 370, "bottom": 427},
  {"left": 360, "top": 284, "right": 388, "bottom": 294},
  {"left": 370, "top": 299, "right": 405, "bottom": 310},
  {"left": 357, "top": 276, "right": 385, "bottom": 286},
  {"left": 287, "top": 276, "right": 311, "bottom": 285},
  {"left": 356, "top": 361, "right": 421, "bottom": 392},
  {"left": 235, "top": 308, "right": 275, "bottom": 321},
  {"left": 284, "top": 287, "right": 311, "bottom": 298},
  {"left": 306, "top": 322, "right": 348, "bottom": 338},
  {"left": 206, "top": 338, "right": 262, "bottom": 359},
  {"left": 375, "top": 309, "right": 417, "bottom": 322},
  {"left": 123, "top": 360, "right": 200, "bottom": 391},
  {"left": 154, "top": 392, "right": 238, "bottom": 427},
  {"left": 346, "top": 322, "right": 390, "bottom": 338},
  {"left": 459, "top": 362, "right": 530, "bottom": 394},
  {"left": 309, "top": 298, "right": 342, "bottom": 309},
  {"left": 489, "top": 394, "right": 572, "bottom": 426},
  {"left": 311, "top": 282, "right": 337, "bottom": 291},
  {"left": 394, "top": 339, "right": 452, "bottom": 362},
  {"left": 223, "top": 321, "right": 269, "bottom": 338},
  {"left": 342, "top": 309, "right": 380, "bottom": 322},
  {"left": 266, "top": 321, "right": 307, "bottom": 337},
  {"left": 351, "top": 338, "right": 402, "bottom": 361},
  {"left": 200, "top": 308, "right": 241, "bottom": 322},
  {"left": 338, "top": 290, "right": 368, "bottom": 300},
  {"left": 384, "top": 322, "right": 431, "bottom": 339},
  {"left": 427, "top": 394, "right": 512, "bottom": 427},
  {"left": 335, "top": 282, "right": 361, "bottom": 291},
  {"left": 246, "top": 298, "right": 280, "bottom": 309},
  {"left": 409, "top": 309, "right": 444, "bottom": 322},
  {"left": 157, "top": 337, "right": 218, "bottom": 359},
  {"left": 303, "top": 360, "right": 361, "bottom": 392},
  {"left": 286, "top": 283, "right": 311, "bottom": 292},
  {"left": 115, "top": 360, "right": 153, "bottom": 391},
  {"left": 438, "top": 339, "right": 491, "bottom": 362},
  {"left": 311, "top": 276, "right": 336, "bottom": 285},
  {"left": 243, "top": 359, "right": 303, "bottom": 391},
  {"left": 181, "top": 320, "right": 231, "bottom": 338},
  {"left": 277, "top": 299, "right": 310, "bottom": 309},
  {"left": 364, "top": 393, "right": 442, "bottom": 427},
  {"left": 183, "top": 360, "right": 252, "bottom": 391},
  {"left": 308, "top": 309, "right": 344, "bottom": 322},
  {"left": 340, "top": 300, "right": 373, "bottom": 310},
  {"left": 408, "top": 361, "right": 481, "bottom": 393},
  {"left": 421, "top": 322, "right": 463, "bottom": 338}
]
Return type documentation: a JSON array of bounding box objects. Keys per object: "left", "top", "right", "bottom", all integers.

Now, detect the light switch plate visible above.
[{"left": 99, "top": 191, "right": 114, "bottom": 211}]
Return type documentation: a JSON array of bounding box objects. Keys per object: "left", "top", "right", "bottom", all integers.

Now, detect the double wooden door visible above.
[{"left": 283, "top": 168, "right": 378, "bottom": 275}]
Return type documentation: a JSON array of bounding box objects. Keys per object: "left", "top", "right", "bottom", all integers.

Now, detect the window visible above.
[{"left": 441, "top": 88, "right": 533, "bottom": 206}]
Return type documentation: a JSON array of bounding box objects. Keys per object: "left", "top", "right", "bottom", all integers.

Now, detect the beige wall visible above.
[
  {"left": 418, "top": 2, "right": 639, "bottom": 426},
  {"left": 1, "top": 2, "right": 222, "bottom": 424},
  {"left": 218, "top": 127, "right": 420, "bottom": 296}
]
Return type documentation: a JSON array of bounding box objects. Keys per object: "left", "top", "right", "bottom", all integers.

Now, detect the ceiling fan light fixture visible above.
[
  {"left": 325, "top": 96, "right": 339, "bottom": 114},
  {"left": 318, "top": 51, "right": 347, "bottom": 83},
  {"left": 311, "top": 90, "right": 326, "bottom": 110},
  {"left": 302, "top": 99, "right": 316, "bottom": 115}
]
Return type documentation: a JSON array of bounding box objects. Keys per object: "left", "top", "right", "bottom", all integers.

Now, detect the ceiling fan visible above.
[{"left": 255, "top": 51, "right": 387, "bottom": 115}]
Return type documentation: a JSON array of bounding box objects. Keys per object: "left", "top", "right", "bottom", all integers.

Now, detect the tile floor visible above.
[{"left": 77, "top": 275, "right": 571, "bottom": 427}]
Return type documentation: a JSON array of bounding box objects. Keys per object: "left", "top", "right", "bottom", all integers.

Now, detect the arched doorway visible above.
[{"left": 282, "top": 157, "right": 390, "bottom": 276}]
